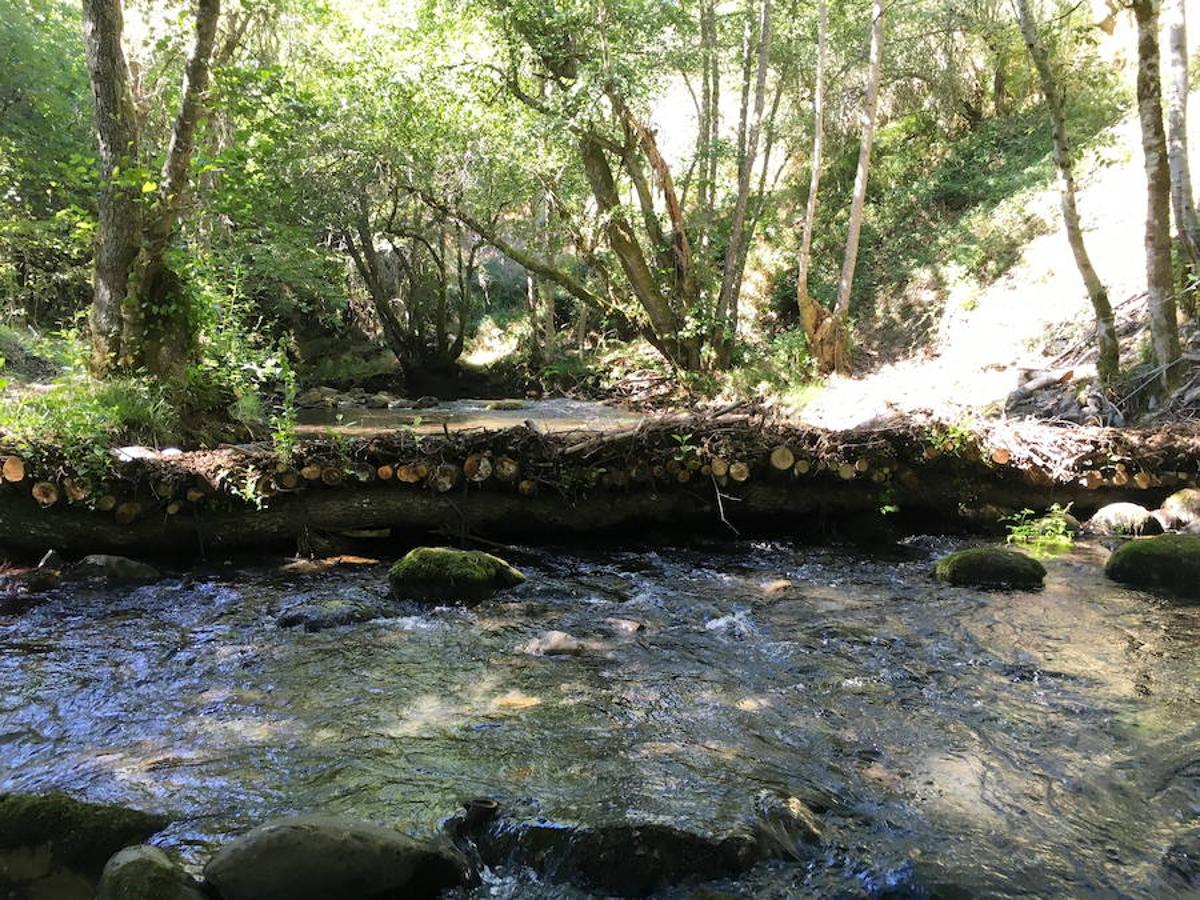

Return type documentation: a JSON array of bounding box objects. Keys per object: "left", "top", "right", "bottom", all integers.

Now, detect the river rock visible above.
[
  {"left": 389, "top": 547, "right": 525, "bottom": 604},
  {"left": 519, "top": 630, "right": 591, "bottom": 656},
  {"left": 933, "top": 547, "right": 1045, "bottom": 589},
  {"left": 1162, "top": 488, "right": 1200, "bottom": 527},
  {"left": 97, "top": 845, "right": 206, "bottom": 900},
  {"left": 295, "top": 386, "right": 340, "bottom": 409},
  {"left": 413, "top": 395, "right": 440, "bottom": 409},
  {"left": 467, "top": 817, "right": 761, "bottom": 897},
  {"left": 1104, "top": 534, "right": 1200, "bottom": 600},
  {"left": 1087, "top": 502, "right": 1163, "bottom": 537},
  {"left": 485, "top": 399, "right": 529, "bottom": 411},
  {"left": 1163, "top": 827, "right": 1200, "bottom": 889},
  {"left": 201, "top": 816, "right": 467, "bottom": 900},
  {"left": 365, "top": 392, "right": 393, "bottom": 409},
  {"left": 753, "top": 792, "right": 823, "bottom": 859},
  {"left": 75, "top": 555, "right": 161, "bottom": 583},
  {"left": 276, "top": 596, "right": 391, "bottom": 632},
  {"left": 0, "top": 792, "right": 167, "bottom": 897}
]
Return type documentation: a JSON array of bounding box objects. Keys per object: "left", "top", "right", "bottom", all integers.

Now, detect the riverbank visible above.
[{"left": 1, "top": 408, "right": 1197, "bottom": 558}]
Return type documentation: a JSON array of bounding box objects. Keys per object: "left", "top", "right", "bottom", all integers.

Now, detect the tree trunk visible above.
[
  {"left": 1014, "top": 0, "right": 1120, "bottom": 385},
  {"left": 82, "top": 0, "right": 141, "bottom": 375},
  {"left": 1133, "top": 0, "right": 1183, "bottom": 389},
  {"left": 83, "top": 0, "right": 220, "bottom": 377},
  {"left": 716, "top": 0, "right": 771, "bottom": 364},
  {"left": 1163, "top": 0, "right": 1200, "bottom": 317},
  {"left": 816, "top": 0, "right": 884, "bottom": 375},
  {"left": 797, "top": 0, "right": 827, "bottom": 345}
]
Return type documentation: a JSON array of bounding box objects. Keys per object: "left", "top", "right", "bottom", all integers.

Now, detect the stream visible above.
[{"left": 2, "top": 538, "right": 1199, "bottom": 897}]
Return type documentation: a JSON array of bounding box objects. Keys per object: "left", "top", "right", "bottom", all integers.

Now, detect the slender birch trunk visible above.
[
  {"left": 797, "top": 0, "right": 827, "bottom": 342},
  {"left": 1163, "top": 0, "right": 1200, "bottom": 316},
  {"left": 716, "top": 0, "right": 772, "bottom": 364},
  {"left": 1133, "top": 0, "right": 1183, "bottom": 388},
  {"left": 1014, "top": 0, "right": 1120, "bottom": 384}
]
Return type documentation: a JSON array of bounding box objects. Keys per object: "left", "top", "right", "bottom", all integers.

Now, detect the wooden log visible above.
[
  {"left": 1112, "top": 470, "right": 1130, "bottom": 487},
  {"left": 274, "top": 469, "right": 301, "bottom": 490},
  {"left": 793, "top": 459, "right": 812, "bottom": 476},
  {"left": 166, "top": 501, "right": 182, "bottom": 515},
  {"left": 300, "top": 464, "right": 323, "bottom": 481},
  {"left": 676, "top": 469, "right": 691, "bottom": 484},
  {"left": 185, "top": 487, "right": 207, "bottom": 504},
  {"left": 430, "top": 463, "right": 461, "bottom": 493},
  {"left": 518, "top": 478, "right": 538, "bottom": 496},
  {"left": 1084, "top": 470, "right": 1105, "bottom": 490},
  {"left": 255, "top": 473, "right": 278, "bottom": 497},
  {"left": 114, "top": 501, "right": 142, "bottom": 525},
  {"left": 321, "top": 466, "right": 344, "bottom": 487},
  {"left": 923, "top": 446, "right": 941, "bottom": 461},
  {"left": 95, "top": 494, "right": 117, "bottom": 512},
  {"left": 990, "top": 447, "right": 1012, "bottom": 465},
  {"left": 32, "top": 482, "right": 59, "bottom": 508},
  {"left": 464, "top": 453, "right": 493, "bottom": 483},
  {"left": 1133, "top": 471, "right": 1152, "bottom": 490},
  {"left": 376, "top": 464, "right": 395, "bottom": 481},
  {"left": 665, "top": 459, "right": 682, "bottom": 475},
  {"left": 710, "top": 458, "right": 730, "bottom": 478},
  {"left": 729, "top": 461, "right": 750, "bottom": 483},
  {"left": 769, "top": 446, "right": 795, "bottom": 471},
  {"left": 494, "top": 456, "right": 520, "bottom": 483},
  {"left": 62, "top": 477, "right": 88, "bottom": 502},
  {"left": 854, "top": 458, "right": 870, "bottom": 473},
  {"left": 2, "top": 455, "right": 26, "bottom": 483},
  {"left": 394, "top": 464, "right": 420, "bottom": 484},
  {"left": 837, "top": 462, "right": 855, "bottom": 480}
]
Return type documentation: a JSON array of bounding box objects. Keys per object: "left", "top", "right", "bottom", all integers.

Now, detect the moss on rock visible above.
[
  {"left": 389, "top": 547, "right": 525, "bottom": 604},
  {"left": 933, "top": 547, "right": 1046, "bottom": 589},
  {"left": 1104, "top": 535, "right": 1200, "bottom": 600},
  {"left": 0, "top": 792, "right": 167, "bottom": 874}
]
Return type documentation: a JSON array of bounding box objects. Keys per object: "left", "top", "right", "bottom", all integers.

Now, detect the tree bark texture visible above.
[{"left": 1133, "top": 0, "right": 1183, "bottom": 388}]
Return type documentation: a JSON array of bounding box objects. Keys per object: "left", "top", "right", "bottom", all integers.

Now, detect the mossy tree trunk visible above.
[{"left": 83, "top": 0, "right": 220, "bottom": 378}]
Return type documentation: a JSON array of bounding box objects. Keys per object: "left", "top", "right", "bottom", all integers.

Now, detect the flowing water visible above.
[
  {"left": 2, "top": 538, "right": 1199, "bottom": 897},
  {"left": 295, "top": 397, "right": 643, "bottom": 438}
]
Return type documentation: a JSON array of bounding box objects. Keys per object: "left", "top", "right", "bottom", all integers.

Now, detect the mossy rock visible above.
[
  {"left": 933, "top": 547, "right": 1046, "bottom": 590},
  {"left": 389, "top": 547, "right": 525, "bottom": 604},
  {"left": 1104, "top": 535, "right": 1200, "bottom": 600},
  {"left": 485, "top": 399, "right": 529, "bottom": 411},
  {"left": 0, "top": 791, "right": 167, "bottom": 875},
  {"left": 98, "top": 845, "right": 206, "bottom": 900}
]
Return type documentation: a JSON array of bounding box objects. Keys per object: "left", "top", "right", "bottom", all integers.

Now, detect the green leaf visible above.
[{"left": 141, "top": 181, "right": 158, "bottom": 194}]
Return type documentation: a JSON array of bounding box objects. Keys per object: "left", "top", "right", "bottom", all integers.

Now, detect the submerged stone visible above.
[
  {"left": 202, "top": 815, "right": 467, "bottom": 900},
  {"left": 1087, "top": 502, "right": 1163, "bottom": 537},
  {"left": 276, "top": 597, "right": 390, "bottom": 632},
  {"left": 0, "top": 792, "right": 166, "bottom": 895},
  {"left": 97, "top": 845, "right": 206, "bottom": 900},
  {"left": 1104, "top": 535, "right": 1200, "bottom": 600},
  {"left": 468, "top": 817, "right": 761, "bottom": 897},
  {"left": 75, "top": 555, "right": 161, "bottom": 583},
  {"left": 388, "top": 547, "right": 525, "bottom": 605},
  {"left": 933, "top": 547, "right": 1045, "bottom": 589},
  {"left": 1163, "top": 827, "right": 1200, "bottom": 889}
]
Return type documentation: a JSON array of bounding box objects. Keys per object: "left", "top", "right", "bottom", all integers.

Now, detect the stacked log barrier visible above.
[{"left": 0, "top": 418, "right": 1197, "bottom": 556}]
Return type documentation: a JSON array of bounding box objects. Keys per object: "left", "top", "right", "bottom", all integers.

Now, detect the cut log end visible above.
[
  {"left": 770, "top": 446, "right": 796, "bottom": 471},
  {"left": 2, "top": 455, "right": 26, "bottom": 483},
  {"left": 31, "top": 482, "right": 59, "bottom": 508}
]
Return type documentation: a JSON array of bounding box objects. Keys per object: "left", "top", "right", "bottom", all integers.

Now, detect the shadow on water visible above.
[{"left": 2, "top": 538, "right": 1200, "bottom": 896}]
